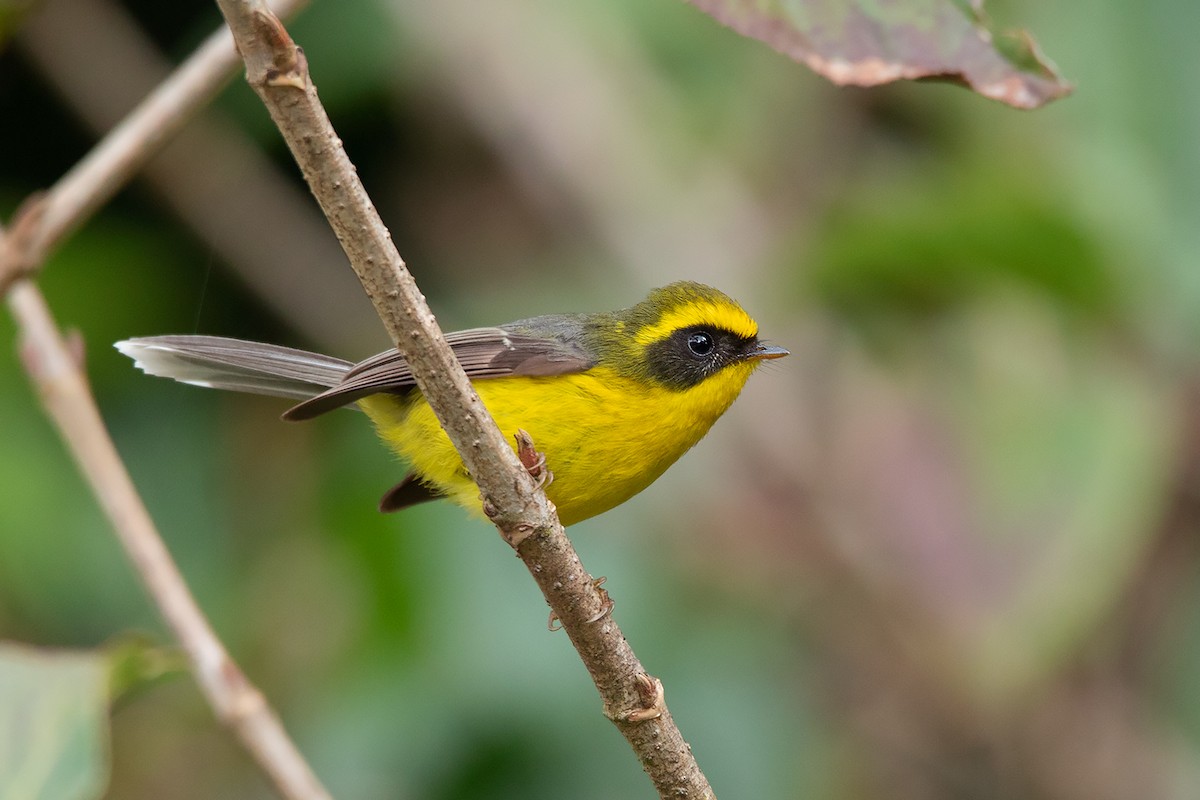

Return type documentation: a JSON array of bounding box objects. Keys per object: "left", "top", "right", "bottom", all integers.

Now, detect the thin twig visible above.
[
  {"left": 1, "top": 3, "right": 330, "bottom": 797},
  {"left": 0, "top": 0, "right": 308, "bottom": 286},
  {"left": 211, "top": 2, "right": 715, "bottom": 796},
  {"left": 4, "top": 274, "right": 330, "bottom": 800},
  {"left": 16, "top": 0, "right": 369, "bottom": 350}
]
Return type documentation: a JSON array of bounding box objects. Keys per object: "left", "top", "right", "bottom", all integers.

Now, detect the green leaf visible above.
[
  {"left": 0, "top": 643, "right": 110, "bottom": 800},
  {"left": 684, "top": 0, "right": 1071, "bottom": 108},
  {"left": 104, "top": 635, "right": 187, "bottom": 706}
]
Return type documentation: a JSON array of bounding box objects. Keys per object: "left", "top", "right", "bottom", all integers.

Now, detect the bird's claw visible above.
[
  {"left": 548, "top": 576, "right": 614, "bottom": 630},
  {"left": 585, "top": 576, "right": 615, "bottom": 623},
  {"left": 514, "top": 429, "right": 554, "bottom": 489}
]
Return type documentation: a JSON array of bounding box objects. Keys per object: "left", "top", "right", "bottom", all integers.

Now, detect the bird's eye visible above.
[{"left": 687, "top": 331, "right": 715, "bottom": 357}]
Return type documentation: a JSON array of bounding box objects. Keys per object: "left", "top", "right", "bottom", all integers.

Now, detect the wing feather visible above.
[{"left": 283, "top": 326, "right": 594, "bottom": 420}]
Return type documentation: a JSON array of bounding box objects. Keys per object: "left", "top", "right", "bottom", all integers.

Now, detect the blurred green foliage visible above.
[
  {"left": 808, "top": 164, "right": 1116, "bottom": 331},
  {"left": 3, "top": 1, "right": 1200, "bottom": 798}
]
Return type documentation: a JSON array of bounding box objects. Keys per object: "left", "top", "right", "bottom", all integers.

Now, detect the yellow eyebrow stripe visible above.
[{"left": 633, "top": 298, "right": 758, "bottom": 346}]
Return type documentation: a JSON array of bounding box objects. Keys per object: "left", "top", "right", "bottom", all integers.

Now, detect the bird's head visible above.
[{"left": 595, "top": 281, "right": 788, "bottom": 390}]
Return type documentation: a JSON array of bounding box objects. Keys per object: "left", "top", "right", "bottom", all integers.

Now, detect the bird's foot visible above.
[
  {"left": 514, "top": 429, "right": 554, "bottom": 489},
  {"left": 548, "top": 576, "right": 614, "bottom": 631}
]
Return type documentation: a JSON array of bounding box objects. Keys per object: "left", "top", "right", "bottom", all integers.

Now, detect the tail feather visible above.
[{"left": 115, "top": 335, "right": 352, "bottom": 402}]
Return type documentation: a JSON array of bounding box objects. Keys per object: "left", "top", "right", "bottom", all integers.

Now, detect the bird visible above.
[{"left": 116, "top": 281, "right": 787, "bottom": 526}]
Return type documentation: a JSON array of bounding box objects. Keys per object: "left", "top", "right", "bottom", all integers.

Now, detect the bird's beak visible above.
[{"left": 748, "top": 343, "right": 789, "bottom": 361}]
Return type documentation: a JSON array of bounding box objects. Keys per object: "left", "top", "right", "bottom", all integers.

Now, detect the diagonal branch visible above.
[
  {"left": 3, "top": 273, "right": 331, "bottom": 800},
  {"left": 1, "top": 2, "right": 330, "bottom": 797},
  {"left": 16, "top": 0, "right": 367, "bottom": 350},
  {"left": 211, "top": 1, "right": 715, "bottom": 796},
  {"left": 0, "top": 0, "right": 308, "bottom": 289}
]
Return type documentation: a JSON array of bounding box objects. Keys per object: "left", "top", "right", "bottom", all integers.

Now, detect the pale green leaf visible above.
[{"left": 0, "top": 644, "right": 109, "bottom": 800}]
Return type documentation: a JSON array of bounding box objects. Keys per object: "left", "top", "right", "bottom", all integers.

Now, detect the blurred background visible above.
[{"left": 3, "top": 0, "right": 1200, "bottom": 797}]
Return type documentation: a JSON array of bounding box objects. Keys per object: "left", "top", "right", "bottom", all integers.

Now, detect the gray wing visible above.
[{"left": 283, "top": 325, "right": 595, "bottom": 420}]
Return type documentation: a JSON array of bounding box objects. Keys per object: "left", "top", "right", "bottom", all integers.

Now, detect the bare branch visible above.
[
  {"left": 211, "top": 1, "right": 715, "bottom": 796},
  {"left": 16, "top": 0, "right": 368, "bottom": 350},
  {"left": 2, "top": 2, "right": 331, "bottom": 796},
  {"left": 4, "top": 273, "right": 330, "bottom": 800},
  {"left": 0, "top": 0, "right": 308, "bottom": 285}
]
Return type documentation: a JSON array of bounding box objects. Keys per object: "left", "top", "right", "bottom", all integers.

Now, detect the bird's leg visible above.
[
  {"left": 514, "top": 429, "right": 554, "bottom": 489},
  {"left": 485, "top": 430, "right": 555, "bottom": 549}
]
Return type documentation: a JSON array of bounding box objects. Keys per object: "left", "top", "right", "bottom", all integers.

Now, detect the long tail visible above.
[
  {"left": 119, "top": 335, "right": 439, "bottom": 511},
  {"left": 114, "top": 335, "right": 352, "bottom": 401}
]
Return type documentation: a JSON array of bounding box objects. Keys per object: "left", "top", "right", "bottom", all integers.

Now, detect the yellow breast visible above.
[{"left": 357, "top": 362, "right": 758, "bottom": 525}]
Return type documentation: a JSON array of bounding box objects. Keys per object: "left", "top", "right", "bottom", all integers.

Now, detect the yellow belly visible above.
[{"left": 357, "top": 363, "right": 757, "bottom": 525}]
